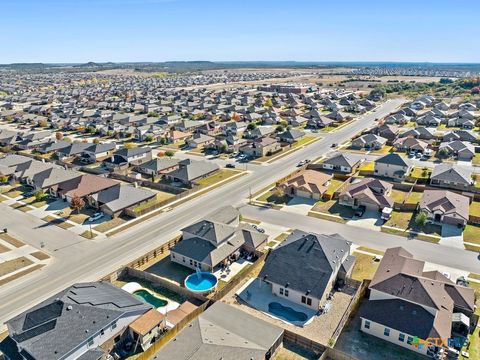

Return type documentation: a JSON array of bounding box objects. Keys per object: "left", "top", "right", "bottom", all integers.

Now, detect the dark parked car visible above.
[
  {"left": 226, "top": 163, "right": 235, "bottom": 168},
  {"left": 354, "top": 205, "right": 366, "bottom": 217}
]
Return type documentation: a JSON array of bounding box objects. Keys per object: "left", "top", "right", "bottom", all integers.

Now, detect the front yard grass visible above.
[
  {"left": 30, "top": 251, "right": 50, "bottom": 260},
  {"left": 256, "top": 189, "right": 290, "bottom": 205},
  {"left": 358, "top": 161, "right": 374, "bottom": 172},
  {"left": 370, "top": 145, "right": 393, "bottom": 154},
  {"left": 132, "top": 191, "right": 175, "bottom": 214},
  {"left": 351, "top": 252, "right": 380, "bottom": 281},
  {"left": 312, "top": 200, "right": 356, "bottom": 219},
  {"left": 94, "top": 217, "right": 127, "bottom": 233},
  {"left": 196, "top": 169, "right": 240, "bottom": 188},
  {"left": 472, "top": 153, "right": 480, "bottom": 166},
  {"left": 0, "top": 257, "right": 33, "bottom": 277},
  {"left": 383, "top": 211, "right": 442, "bottom": 242},
  {"left": 463, "top": 224, "right": 480, "bottom": 245},
  {"left": 80, "top": 230, "right": 97, "bottom": 239}
]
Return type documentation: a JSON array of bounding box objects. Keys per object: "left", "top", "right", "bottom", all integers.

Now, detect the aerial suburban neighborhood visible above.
[{"left": 1, "top": 1, "right": 480, "bottom": 360}]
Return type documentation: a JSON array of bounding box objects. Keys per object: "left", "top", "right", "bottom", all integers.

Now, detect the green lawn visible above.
[
  {"left": 472, "top": 153, "right": 480, "bottom": 166},
  {"left": 256, "top": 189, "right": 290, "bottom": 205},
  {"left": 358, "top": 161, "right": 374, "bottom": 172},
  {"left": 196, "top": 169, "right": 240, "bottom": 187},
  {"left": 409, "top": 166, "right": 432, "bottom": 179},
  {"left": 351, "top": 252, "right": 380, "bottom": 281},
  {"left": 405, "top": 191, "right": 423, "bottom": 204},
  {"left": 312, "top": 200, "right": 356, "bottom": 219},
  {"left": 463, "top": 224, "right": 480, "bottom": 245},
  {"left": 384, "top": 211, "right": 442, "bottom": 241},
  {"left": 325, "top": 178, "right": 345, "bottom": 196},
  {"left": 469, "top": 202, "right": 480, "bottom": 217},
  {"left": 370, "top": 145, "right": 393, "bottom": 154},
  {"left": 390, "top": 189, "right": 409, "bottom": 203}
]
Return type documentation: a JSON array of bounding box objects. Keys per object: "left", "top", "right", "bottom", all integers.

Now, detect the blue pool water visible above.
[
  {"left": 268, "top": 302, "right": 308, "bottom": 322},
  {"left": 133, "top": 289, "right": 168, "bottom": 308},
  {"left": 185, "top": 272, "right": 218, "bottom": 292}
]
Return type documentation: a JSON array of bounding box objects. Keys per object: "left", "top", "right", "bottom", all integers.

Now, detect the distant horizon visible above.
[
  {"left": 2, "top": 0, "right": 479, "bottom": 64},
  {"left": 3, "top": 60, "right": 480, "bottom": 66}
]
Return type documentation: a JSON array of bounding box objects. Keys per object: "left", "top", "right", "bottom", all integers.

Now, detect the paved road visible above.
[
  {"left": 239, "top": 205, "right": 480, "bottom": 273},
  {"left": 0, "top": 99, "right": 405, "bottom": 326}
]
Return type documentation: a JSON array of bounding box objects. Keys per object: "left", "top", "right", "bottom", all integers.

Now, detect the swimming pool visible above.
[
  {"left": 184, "top": 272, "right": 218, "bottom": 293},
  {"left": 268, "top": 302, "right": 308, "bottom": 322},
  {"left": 133, "top": 289, "right": 168, "bottom": 308}
]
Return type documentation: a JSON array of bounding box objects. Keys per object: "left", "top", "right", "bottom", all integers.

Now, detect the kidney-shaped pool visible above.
[{"left": 268, "top": 302, "right": 308, "bottom": 322}]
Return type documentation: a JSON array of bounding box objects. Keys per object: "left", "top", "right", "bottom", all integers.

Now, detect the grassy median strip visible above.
[
  {"left": 0, "top": 257, "right": 33, "bottom": 277},
  {"left": 30, "top": 251, "right": 50, "bottom": 260},
  {"left": 0, "top": 264, "right": 45, "bottom": 287},
  {"left": 0, "top": 233, "right": 24, "bottom": 247},
  {"left": 41, "top": 215, "right": 75, "bottom": 230},
  {"left": 80, "top": 230, "right": 97, "bottom": 239}
]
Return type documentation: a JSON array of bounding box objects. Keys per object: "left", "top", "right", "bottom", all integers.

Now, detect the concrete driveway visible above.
[
  {"left": 347, "top": 210, "right": 383, "bottom": 231},
  {"left": 440, "top": 224, "right": 464, "bottom": 249}
]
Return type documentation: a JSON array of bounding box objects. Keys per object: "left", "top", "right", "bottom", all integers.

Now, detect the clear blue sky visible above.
[{"left": 2, "top": 0, "right": 479, "bottom": 63}]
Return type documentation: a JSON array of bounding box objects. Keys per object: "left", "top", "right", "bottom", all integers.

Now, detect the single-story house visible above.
[
  {"left": 339, "top": 178, "right": 394, "bottom": 211},
  {"left": 418, "top": 189, "right": 470, "bottom": 226},
  {"left": 321, "top": 152, "right": 361, "bottom": 173},
  {"left": 278, "top": 169, "right": 332, "bottom": 200}
]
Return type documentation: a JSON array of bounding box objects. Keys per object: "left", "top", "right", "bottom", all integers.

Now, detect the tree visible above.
[
  {"left": 93, "top": 138, "right": 100, "bottom": 144},
  {"left": 160, "top": 137, "right": 167, "bottom": 145},
  {"left": 438, "top": 148, "right": 449, "bottom": 158},
  {"left": 231, "top": 112, "right": 241, "bottom": 121},
  {"left": 415, "top": 211, "right": 428, "bottom": 227},
  {"left": 165, "top": 150, "right": 174, "bottom": 158},
  {"left": 106, "top": 130, "right": 113, "bottom": 137},
  {"left": 144, "top": 135, "right": 154, "bottom": 143},
  {"left": 124, "top": 142, "right": 136, "bottom": 149},
  {"left": 148, "top": 111, "right": 159, "bottom": 118},
  {"left": 34, "top": 190, "right": 46, "bottom": 202},
  {"left": 219, "top": 144, "right": 228, "bottom": 153},
  {"left": 55, "top": 132, "right": 63, "bottom": 141},
  {"left": 247, "top": 122, "right": 257, "bottom": 130},
  {"left": 264, "top": 98, "right": 273, "bottom": 107},
  {"left": 0, "top": 175, "right": 8, "bottom": 184},
  {"left": 70, "top": 194, "right": 85, "bottom": 214},
  {"left": 276, "top": 125, "right": 284, "bottom": 133},
  {"left": 39, "top": 120, "right": 49, "bottom": 128}
]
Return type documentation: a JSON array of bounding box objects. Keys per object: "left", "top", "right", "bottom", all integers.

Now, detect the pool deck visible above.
[
  {"left": 236, "top": 278, "right": 316, "bottom": 327},
  {"left": 213, "top": 257, "right": 252, "bottom": 282}
]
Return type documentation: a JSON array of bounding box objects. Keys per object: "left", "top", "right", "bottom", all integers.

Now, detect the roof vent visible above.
[{"left": 66, "top": 305, "right": 73, "bottom": 311}]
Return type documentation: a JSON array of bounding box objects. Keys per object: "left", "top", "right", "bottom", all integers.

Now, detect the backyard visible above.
[
  {"left": 350, "top": 252, "right": 381, "bottom": 282},
  {"left": 196, "top": 169, "right": 241, "bottom": 188}
]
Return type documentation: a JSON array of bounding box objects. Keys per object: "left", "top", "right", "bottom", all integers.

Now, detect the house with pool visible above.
[
  {"left": 259, "top": 230, "right": 355, "bottom": 312},
  {"left": 170, "top": 206, "right": 268, "bottom": 273},
  {"left": 0, "top": 282, "right": 154, "bottom": 360}
]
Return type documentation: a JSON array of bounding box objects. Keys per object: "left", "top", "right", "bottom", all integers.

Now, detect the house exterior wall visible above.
[
  {"left": 61, "top": 312, "right": 145, "bottom": 360},
  {"left": 359, "top": 318, "right": 429, "bottom": 356},
  {"left": 374, "top": 162, "right": 408, "bottom": 180},
  {"left": 130, "top": 323, "right": 163, "bottom": 351},
  {"left": 169, "top": 251, "right": 210, "bottom": 272},
  {"left": 270, "top": 282, "right": 321, "bottom": 310}
]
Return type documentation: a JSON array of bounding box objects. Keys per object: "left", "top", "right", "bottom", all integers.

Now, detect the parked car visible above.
[
  {"left": 226, "top": 163, "right": 235, "bottom": 168},
  {"left": 331, "top": 143, "right": 338, "bottom": 148},
  {"left": 297, "top": 160, "right": 306, "bottom": 167},
  {"left": 87, "top": 212, "right": 104, "bottom": 222}
]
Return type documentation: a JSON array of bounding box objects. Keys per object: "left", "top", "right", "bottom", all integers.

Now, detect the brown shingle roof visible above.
[{"left": 129, "top": 309, "right": 164, "bottom": 336}]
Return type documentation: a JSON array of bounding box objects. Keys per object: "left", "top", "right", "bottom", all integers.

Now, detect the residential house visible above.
[
  {"left": 186, "top": 133, "right": 215, "bottom": 148},
  {"left": 393, "top": 137, "right": 429, "bottom": 154},
  {"left": 418, "top": 190, "right": 470, "bottom": 227},
  {"left": 80, "top": 143, "right": 116, "bottom": 164},
  {"left": 351, "top": 134, "right": 387, "bottom": 150},
  {"left": 373, "top": 124, "right": 398, "bottom": 141},
  {"left": 360, "top": 247, "right": 474, "bottom": 358},
  {"left": 170, "top": 206, "right": 267, "bottom": 272},
  {"left": 88, "top": 184, "right": 156, "bottom": 217},
  {"left": 430, "top": 163, "right": 473, "bottom": 190},
  {"left": 164, "top": 159, "right": 219, "bottom": 187},
  {"left": 239, "top": 137, "right": 281, "bottom": 158},
  {"left": 277, "top": 129, "right": 305, "bottom": 144},
  {"left": 278, "top": 169, "right": 332, "bottom": 200},
  {"left": 28, "top": 168, "right": 82, "bottom": 196},
  {"left": 320, "top": 152, "right": 361, "bottom": 173},
  {"left": 374, "top": 153, "right": 410, "bottom": 181},
  {"left": 339, "top": 178, "right": 394, "bottom": 211},
  {"left": 57, "top": 174, "right": 118, "bottom": 203},
  {"left": 0, "top": 282, "right": 152, "bottom": 360},
  {"left": 135, "top": 158, "right": 180, "bottom": 176},
  {"left": 150, "top": 302, "right": 283, "bottom": 360},
  {"left": 259, "top": 230, "right": 355, "bottom": 310},
  {"left": 399, "top": 127, "right": 435, "bottom": 141},
  {"left": 438, "top": 141, "right": 475, "bottom": 160},
  {"left": 104, "top": 147, "right": 152, "bottom": 170},
  {"left": 443, "top": 130, "right": 477, "bottom": 143}
]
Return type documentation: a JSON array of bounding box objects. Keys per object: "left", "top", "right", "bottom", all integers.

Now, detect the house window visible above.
[
  {"left": 284, "top": 289, "right": 289, "bottom": 297},
  {"left": 279, "top": 288, "right": 284, "bottom": 295},
  {"left": 301, "top": 296, "right": 306, "bottom": 304},
  {"left": 182, "top": 257, "right": 185, "bottom": 263},
  {"left": 100, "top": 329, "right": 105, "bottom": 336},
  {"left": 189, "top": 259, "right": 193, "bottom": 265},
  {"left": 364, "top": 320, "right": 370, "bottom": 329},
  {"left": 172, "top": 253, "right": 175, "bottom": 259},
  {"left": 399, "top": 333, "right": 405, "bottom": 342},
  {"left": 306, "top": 298, "right": 312, "bottom": 306},
  {"left": 407, "top": 336, "right": 414, "bottom": 345},
  {"left": 384, "top": 328, "right": 390, "bottom": 337},
  {"left": 111, "top": 321, "right": 117, "bottom": 330}
]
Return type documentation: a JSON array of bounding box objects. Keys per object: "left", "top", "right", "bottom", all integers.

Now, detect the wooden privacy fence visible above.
[
  {"left": 283, "top": 330, "right": 326, "bottom": 356},
  {"left": 319, "top": 347, "right": 361, "bottom": 360},
  {"left": 135, "top": 300, "right": 211, "bottom": 360}
]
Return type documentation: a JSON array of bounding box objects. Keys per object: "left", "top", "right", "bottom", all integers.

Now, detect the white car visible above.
[{"left": 87, "top": 212, "right": 104, "bottom": 222}]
